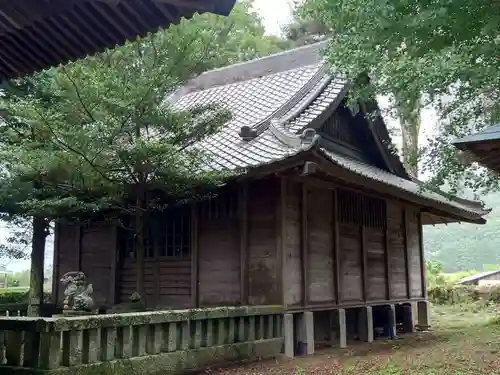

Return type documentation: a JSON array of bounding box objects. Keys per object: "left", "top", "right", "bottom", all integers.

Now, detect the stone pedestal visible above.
[
  {"left": 297, "top": 311, "right": 314, "bottom": 355},
  {"left": 403, "top": 303, "right": 417, "bottom": 333},
  {"left": 283, "top": 313, "right": 294, "bottom": 358},
  {"left": 358, "top": 306, "right": 374, "bottom": 343},
  {"left": 330, "top": 309, "right": 346, "bottom": 348},
  {"left": 417, "top": 300, "right": 430, "bottom": 330}
]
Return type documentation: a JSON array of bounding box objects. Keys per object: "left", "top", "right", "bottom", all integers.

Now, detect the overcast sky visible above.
[{"left": 1, "top": 1, "right": 437, "bottom": 272}]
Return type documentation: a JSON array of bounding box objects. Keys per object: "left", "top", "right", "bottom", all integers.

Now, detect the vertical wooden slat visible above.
[
  {"left": 333, "top": 189, "right": 341, "bottom": 304},
  {"left": 191, "top": 204, "right": 199, "bottom": 308},
  {"left": 75, "top": 224, "right": 82, "bottom": 271},
  {"left": 52, "top": 221, "right": 61, "bottom": 304},
  {"left": 418, "top": 212, "right": 427, "bottom": 298},
  {"left": 276, "top": 177, "right": 285, "bottom": 306},
  {"left": 361, "top": 226, "right": 368, "bottom": 302},
  {"left": 384, "top": 201, "right": 391, "bottom": 301},
  {"left": 403, "top": 207, "right": 412, "bottom": 299},
  {"left": 239, "top": 184, "right": 248, "bottom": 305},
  {"left": 110, "top": 222, "right": 119, "bottom": 305},
  {"left": 153, "top": 223, "right": 160, "bottom": 305},
  {"left": 301, "top": 182, "right": 309, "bottom": 306}
]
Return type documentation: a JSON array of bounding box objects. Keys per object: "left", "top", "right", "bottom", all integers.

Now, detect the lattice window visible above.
[
  {"left": 199, "top": 187, "right": 239, "bottom": 220},
  {"left": 337, "top": 188, "right": 387, "bottom": 229},
  {"left": 119, "top": 205, "right": 191, "bottom": 259}
]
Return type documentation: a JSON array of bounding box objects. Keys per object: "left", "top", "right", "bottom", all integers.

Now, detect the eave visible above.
[{"left": 0, "top": 0, "right": 236, "bottom": 79}]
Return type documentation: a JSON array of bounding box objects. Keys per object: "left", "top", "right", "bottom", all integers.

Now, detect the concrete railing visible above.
[{"left": 0, "top": 305, "right": 284, "bottom": 375}]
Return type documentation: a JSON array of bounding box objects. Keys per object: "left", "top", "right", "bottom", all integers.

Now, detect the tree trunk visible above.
[
  {"left": 396, "top": 93, "right": 421, "bottom": 178},
  {"left": 27, "top": 215, "right": 47, "bottom": 317},
  {"left": 135, "top": 186, "right": 146, "bottom": 301}
]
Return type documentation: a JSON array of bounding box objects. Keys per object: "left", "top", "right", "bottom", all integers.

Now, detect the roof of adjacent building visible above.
[
  {"left": 0, "top": 0, "right": 235, "bottom": 79},
  {"left": 169, "top": 41, "right": 490, "bottom": 224},
  {"left": 453, "top": 124, "right": 500, "bottom": 146},
  {"left": 457, "top": 270, "right": 500, "bottom": 284},
  {"left": 453, "top": 124, "right": 500, "bottom": 173}
]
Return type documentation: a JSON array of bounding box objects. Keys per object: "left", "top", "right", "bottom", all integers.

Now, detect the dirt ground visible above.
[{"left": 200, "top": 305, "right": 500, "bottom": 375}]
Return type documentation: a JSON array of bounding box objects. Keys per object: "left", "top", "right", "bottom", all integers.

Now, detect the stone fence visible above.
[{"left": 0, "top": 305, "right": 284, "bottom": 375}]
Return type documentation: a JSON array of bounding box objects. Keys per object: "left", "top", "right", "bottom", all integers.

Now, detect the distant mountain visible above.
[{"left": 424, "top": 193, "right": 500, "bottom": 272}]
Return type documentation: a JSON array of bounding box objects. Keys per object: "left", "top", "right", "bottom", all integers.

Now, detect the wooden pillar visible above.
[
  {"left": 278, "top": 178, "right": 286, "bottom": 307},
  {"left": 301, "top": 183, "right": 309, "bottom": 306},
  {"left": 239, "top": 184, "right": 248, "bottom": 305},
  {"left": 403, "top": 208, "right": 412, "bottom": 299},
  {"left": 110, "top": 222, "right": 119, "bottom": 306},
  {"left": 52, "top": 221, "right": 60, "bottom": 304},
  {"left": 361, "top": 226, "right": 368, "bottom": 302},
  {"left": 418, "top": 212, "right": 427, "bottom": 298},
  {"left": 28, "top": 215, "right": 46, "bottom": 317},
  {"left": 191, "top": 203, "right": 199, "bottom": 308},
  {"left": 384, "top": 202, "right": 392, "bottom": 301},
  {"left": 333, "top": 189, "right": 340, "bottom": 304}
]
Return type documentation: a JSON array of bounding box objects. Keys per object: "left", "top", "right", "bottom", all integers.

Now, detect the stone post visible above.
[
  {"left": 297, "top": 311, "right": 314, "bottom": 355},
  {"left": 417, "top": 300, "right": 430, "bottom": 330},
  {"left": 403, "top": 303, "right": 417, "bottom": 333},
  {"left": 283, "top": 313, "right": 294, "bottom": 358},
  {"left": 358, "top": 306, "right": 374, "bottom": 343},
  {"left": 386, "top": 304, "right": 396, "bottom": 338}
]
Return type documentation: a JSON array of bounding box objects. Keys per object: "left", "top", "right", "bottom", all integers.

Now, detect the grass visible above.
[{"left": 204, "top": 304, "right": 500, "bottom": 375}]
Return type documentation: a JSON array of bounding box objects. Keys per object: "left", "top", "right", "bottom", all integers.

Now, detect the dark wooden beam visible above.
[
  {"left": 75, "top": 224, "right": 82, "bottom": 271},
  {"left": 109, "top": 222, "right": 119, "bottom": 306},
  {"left": 333, "top": 188, "right": 341, "bottom": 304},
  {"left": 361, "top": 226, "right": 368, "bottom": 302},
  {"left": 301, "top": 182, "right": 309, "bottom": 306},
  {"left": 190, "top": 203, "right": 199, "bottom": 308},
  {"left": 277, "top": 177, "right": 286, "bottom": 307},
  {"left": 403, "top": 207, "right": 412, "bottom": 299},
  {"left": 384, "top": 207, "right": 391, "bottom": 300},
  {"left": 239, "top": 183, "right": 249, "bottom": 305},
  {"left": 51, "top": 221, "right": 61, "bottom": 305},
  {"left": 418, "top": 212, "right": 427, "bottom": 298}
]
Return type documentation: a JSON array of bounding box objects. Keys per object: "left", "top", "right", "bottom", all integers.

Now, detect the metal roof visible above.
[
  {"left": 457, "top": 270, "right": 500, "bottom": 284},
  {"left": 453, "top": 124, "right": 500, "bottom": 146},
  {"left": 169, "top": 42, "right": 489, "bottom": 222},
  {"left": 0, "top": 0, "right": 236, "bottom": 79}
]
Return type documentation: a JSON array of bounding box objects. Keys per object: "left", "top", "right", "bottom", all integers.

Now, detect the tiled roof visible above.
[{"left": 169, "top": 42, "right": 489, "bottom": 222}]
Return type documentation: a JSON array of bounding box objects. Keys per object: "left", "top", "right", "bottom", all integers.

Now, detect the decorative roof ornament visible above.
[
  {"left": 300, "top": 128, "right": 321, "bottom": 149},
  {"left": 239, "top": 126, "right": 258, "bottom": 141}
]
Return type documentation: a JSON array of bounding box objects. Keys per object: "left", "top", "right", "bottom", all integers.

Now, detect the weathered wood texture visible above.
[
  {"left": 283, "top": 180, "right": 303, "bottom": 306},
  {"left": 365, "top": 227, "right": 388, "bottom": 301},
  {"left": 280, "top": 178, "right": 423, "bottom": 310},
  {"left": 339, "top": 223, "right": 363, "bottom": 302},
  {"left": 247, "top": 179, "right": 280, "bottom": 305},
  {"left": 307, "top": 187, "right": 335, "bottom": 304},
  {"left": 387, "top": 202, "right": 408, "bottom": 299},
  {"left": 407, "top": 207, "right": 423, "bottom": 298},
  {"left": 80, "top": 222, "right": 116, "bottom": 307},
  {"left": 198, "top": 214, "right": 241, "bottom": 306},
  {"left": 120, "top": 259, "right": 192, "bottom": 308},
  {"left": 55, "top": 223, "right": 80, "bottom": 304}
]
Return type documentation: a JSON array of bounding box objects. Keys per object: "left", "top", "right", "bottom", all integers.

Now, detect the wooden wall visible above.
[
  {"left": 282, "top": 177, "right": 426, "bottom": 311},
  {"left": 53, "top": 175, "right": 426, "bottom": 311},
  {"left": 54, "top": 221, "right": 116, "bottom": 306}
]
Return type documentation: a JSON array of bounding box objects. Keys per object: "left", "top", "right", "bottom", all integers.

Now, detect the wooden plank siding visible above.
[
  {"left": 80, "top": 222, "right": 116, "bottom": 307},
  {"left": 281, "top": 177, "right": 425, "bottom": 311},
  {"left": 283, "top": 180, "right": 303, "bottom": 307},
  {"left": 306, "top": 186, "right": 335, "bottom": 304},
  {"left": 52, "top": 175, "right": 426, "bottom": 311},
  {"left": 247, "top": 178, "right": 281, "bottom": 305}
]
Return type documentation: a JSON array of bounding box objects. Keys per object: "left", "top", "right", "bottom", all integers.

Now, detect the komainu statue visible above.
[{"left": 60, "top": 271, "right": 94, "bottom": 312}]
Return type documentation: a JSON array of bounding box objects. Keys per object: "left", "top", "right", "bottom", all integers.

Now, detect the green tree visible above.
[
  {"left": 299, "top": 0, "right": 500, "bottom": 182},
  {"left": 0, "top": 2, "right": 290, "bottom": 305}
]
